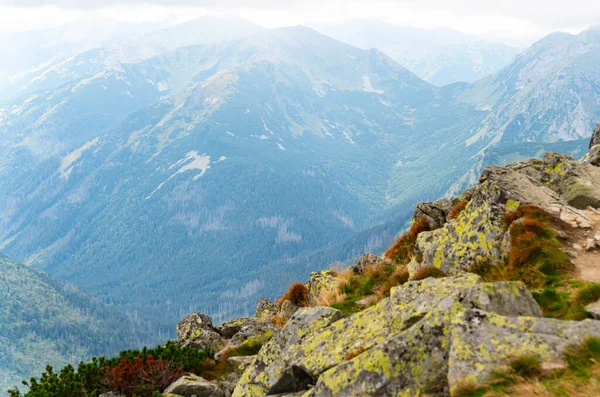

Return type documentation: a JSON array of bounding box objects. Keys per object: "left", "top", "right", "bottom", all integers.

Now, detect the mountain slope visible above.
[
  {"left": 312, "top": 20, "right": 521, "bottom": 86},
  {"left": 0, "top": 254, "right": 159, "bottom": 392},
  {"left": 0, "top": 26, "right": 486, "bottom": 326},
  {"left": 0, "top": 17, "right": 264, "bottom": 102}
]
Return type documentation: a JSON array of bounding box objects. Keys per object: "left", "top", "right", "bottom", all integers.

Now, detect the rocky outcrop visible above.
[
  {"left": 306, "top": 270, "right": 338, "bottom": 305},
  {"left": 175, "top": 312, "right": 225, "bottom": 352},
  {"left": 412, "top": 198, "right": 456, "bottom": 229},
  {"left": 589, "top": 121, "right": 600, "bottom": 148},
  {"left": 412, "top": 138, "right": 600, "bottom": 275},
  {"left": 232, "top": 274, "right": 549, "bottom": 396},
  {"left": 256, "top": 298, "right": 278, "bottom": 319},
  {"left": 165, "top": 374, "right": 225, "bottom": 397},
  {"left": 168, "top": 126, "right": 600, "bottom": 397}
]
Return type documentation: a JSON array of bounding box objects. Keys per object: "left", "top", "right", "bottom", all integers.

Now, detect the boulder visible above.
[
  {"left": 233, "top": 307, "right": 343, "bottom": 397},
  {"left": 175, "top": 313, "right": 224, "bottom": 352},
  {"left": 309, "top": 309, "right": 600, "bottom": 397},
  {"left": 541, "top": 152, "right": 600, "bottom": 209},
  {"left": 216, "top": 321, "right": 278, "bottom": 359},
  {"left": 219, "top": 317, "right": 263, "bottom": 339},
  {"left": 581, "top": 144, "right": 600, "bottom": 167},
  {"left": 256, "top": 297, "right": 278, "bottom": 319},
  {"left": 586, "top": 300, "right": 600, "bottom": 320},
  {"left": 412, "top": 198, "right": 455, "bottom": 229},
  {"left": 351, "top": 253, "right": 385, "bottom": 274},
  {"left": 415, "top": 164, "right": 593, "bottom": 274},
  {"left": 232, "top": 275, "right": 542, "bottom": 397},
  {"left": 279, "top": 300, "right": 299, "bottom": 322},
  {"left": 228, "top": 355, "right": 257, "bottom": 375},
  {"left": 306, "top": 270, "right": 338, "bottom": 305},
  {"left": 165, "top": 374, "right": 225, "bottom": 397},
  {"left": 590, "top": 121, "right": 600, "bottom": 149}
]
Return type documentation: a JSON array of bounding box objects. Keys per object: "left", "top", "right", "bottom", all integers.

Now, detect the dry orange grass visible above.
[
  {"left": 411, "top": 266, "right": 446, "bottom": 281},
  {"left": 317, "top": 287, "right": 347, "bottom": 307},
  {"left": 268, "top": 314, "right": 286, "bottom": 329},
  {"left": 384, "top": 217, "right": 430, "bottom": 264},
  {"left": 448, "top": 199, "right": 469, "bottom": 220},
  {"left": 376, "top": 265, "right": 409, "bottom": 299},
  {"left": 277, "top": 282, "right": 309, "bottom": 308}
]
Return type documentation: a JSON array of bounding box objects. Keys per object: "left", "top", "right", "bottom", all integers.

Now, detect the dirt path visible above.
[{"left": 564, "top": 209, "right": 600, "bottom": 282}]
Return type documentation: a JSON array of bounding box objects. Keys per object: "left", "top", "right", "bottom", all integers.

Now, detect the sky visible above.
[{"left": 0, "top": 0, "right": 598, "bottom": 45}]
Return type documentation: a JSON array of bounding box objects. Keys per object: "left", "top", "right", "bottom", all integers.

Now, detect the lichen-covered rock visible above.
[
  {"left": 306, "top": 270, "right": 338, "bottom": 305},
  {"left": 174, "top": 313, "right": 225, "bottom": 352},
  {"left": 228, "top": 355, "right": 257, "bottom": 375},
  {"left": 581, "top": 144, "right": 600, "bottom": 167},
  {"left": 232, "top": 307, "right": 343, "bottom": 397},
  {"left": 415, "top": 163, "right": 594, "bottom": 274},
  {"left": 216, "top": 321, "right": 277, "bottom": 359},
  {"left": 165, "top": 374, "right": 225, "bottom": 397},
  {"left": 308, "top": 309, "right": 600, "bottom": 397},
  {"left": 448, "top": 310, "right": 600, "bottom": 389},
  {"left": 351, "top": 253, "right": 385, "bottom": 274},
  {"left": 412, "top": 198, "right": 455, "bottom": 229},
  {"left": 590, "top": 121, "right": 600, "bottom": 149},
  {"left": 256, "top": 297, "right": 278, "bottom": 319},
  {"left": 506, "top": 158, "right": 543, "bottom": 179},
  {"left": 233, "top": 275, "right": 542, "bottom": 396},
  {"left": 177, "top": 312, "right": 218, "bottom": 337},
  {"left": 219, "top": 317, "right": 258, "bottom": 338},
  {"left": 541, "top": 152, "right": 600, "bottom": 209},
  {"left": 280, "top": 300, "right": 300, "bottom": 322}
]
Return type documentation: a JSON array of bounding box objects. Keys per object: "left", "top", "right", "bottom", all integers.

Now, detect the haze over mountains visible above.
[
  {"left": 1, "top": 15, "right": 600, "bottom": 391},
  {"left": 312, "top": 20, "right": 522, "bottom": 86}
]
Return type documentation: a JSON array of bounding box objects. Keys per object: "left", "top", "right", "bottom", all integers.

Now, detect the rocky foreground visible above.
[{"left": 111, "top": 126, "right": 600, "bottom": 397}]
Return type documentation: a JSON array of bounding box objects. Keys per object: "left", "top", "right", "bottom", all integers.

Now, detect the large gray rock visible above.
[
  {"left": 279, "top": 300, "right": 300, "bottom": 323},
  {"left": 412, "top": 198, "right": 455, "bottom": 229},
  {"left": 175, "top": 313, "right": 225, "bottom": 352},
  {"left": 232, "top": 275, "right": 542, "bottom": 397},
  {"left": 165, "top": 374, "right": 225, "bottom": 397},
  {"left": 589, "top": 121, "right": 600, "bottom": 149},
  {"left": 233, "top": 307, "right": 343, "bottom": 397},
  {"left": 541, "top": 152, "right": 600, "bottom": 209},
  {"left": 351, "top": 253, "right": 385, "bottom": 275},
  {"left": 308, "top": 309, "right": 600, "bottom": 397},
  {"left": 216, "top": 320, "right": 278, "bottom": 359},
  {"left": 306, "top": 270, "right": 338, "bottom": 305},
  {"left": 256, "top": 297, "right": 278, "bottom": 319}
]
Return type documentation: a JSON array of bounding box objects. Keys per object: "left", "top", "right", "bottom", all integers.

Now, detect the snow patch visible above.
[
  {"left": 343, "top": 131, "right": 355, "bottom": 144},
  {"left": 362, "top": 75, "right": 384, "bottom": 94},
  {"left": 146, "top": 151, "right": 212, "bottom": 199},
  {"left": 204, "top": 96, "right": 219, "bottom": 106},
  {"left": 72, "top": 69, "right": 107, "bottom": 92}
]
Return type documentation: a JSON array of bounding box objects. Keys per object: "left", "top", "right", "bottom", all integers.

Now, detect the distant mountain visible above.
[
  {"left": 311, "top": 20, "right": 521, "bottom": 86},
  {"left": 0, "top": 26, "right": 485, "bottom": 326},
  {"left": 447, "top": 26, "right": 600, "bottom": 195},
  {"left": 0, "top": 254, "right": 159, "bottom": 392},
  {"left": 0, "top": 17, "right": 264, "bottom": 101},
  {"left": 1, "top": 22, "right": 596, "bottom": 340}
]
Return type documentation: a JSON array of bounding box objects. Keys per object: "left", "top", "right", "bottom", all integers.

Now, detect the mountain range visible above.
[
  {"left": 312, "top": 20, "right": 522, "bottom": 86},
  {"left": 2, "top": 17, "right": 600, "bottom": 390}
]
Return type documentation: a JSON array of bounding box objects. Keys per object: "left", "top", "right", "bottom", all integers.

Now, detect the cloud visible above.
[{"left": 3, "top": 0, "right": 598, "bottom": 31}]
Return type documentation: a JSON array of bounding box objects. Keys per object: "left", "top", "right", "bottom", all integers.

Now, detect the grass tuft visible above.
[
  {"left": 412, "top": 266, "right": 446, "bottom": 281},
  {"left": 277, "top": 282, "right": 309, "bottom": 308},
  {"left": 384, "top": 217, "right": 430, "bottom": 264}
]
